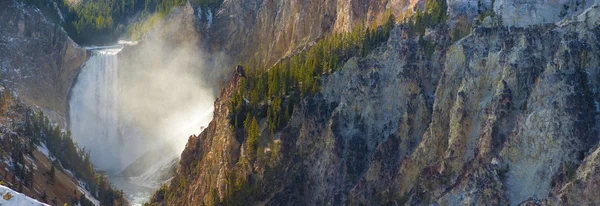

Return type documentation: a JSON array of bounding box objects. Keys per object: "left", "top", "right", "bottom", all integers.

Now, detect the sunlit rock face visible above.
[
  {"left": 207, "top": 0, "right": 417, "bottom": 67},
  {"left": 151, "top": 3, "right": 600, "bottom": 205}
]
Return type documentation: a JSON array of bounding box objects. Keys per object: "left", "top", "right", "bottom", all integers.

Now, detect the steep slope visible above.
[
  {"left": 148, "top": 14, "right": 446, "bottom": 206},
  {"left": 398, "top": 15, "right": 599, "bottom": 205},
  {"left": 0, "top": 87, "right": 127, "bottom": 206},
  {"left": 150, "top": 1, "right": 600, "bottom": 205},
  {"left": 0, "top": 0, "right": 88, "bottom": 126},
  {"left": 207, "top": 0, "right": 418, "bottom": 67}
]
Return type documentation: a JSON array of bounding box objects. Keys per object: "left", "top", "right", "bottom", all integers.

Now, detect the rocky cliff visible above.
[
  {"left": 150, "top": 0, "right": 600, "bottom": 205},
  {"left": 0, "top": 0, "right": 88, "bottom": 126},
  {"left": 205, "top": 0, "right": 417, "bottom": 67}
]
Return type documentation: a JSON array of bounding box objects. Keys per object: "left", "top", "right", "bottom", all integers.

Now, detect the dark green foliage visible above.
[
  {"left": 222, "top": 172, "right": 263, "bottom": 206},
  {"left": 229, "top": 15, "right": 395, "bottom": 151},
  {"left": 147, "top": 14, "right": 395, "bottom": 206},
  {"left": 10, "top": 141, "right": 34, "bottom": 187},
  {"left": 47, "top": 164, "right": 56, "bottom": 185},
  {"left": 246, "top": 116, "right": 259, "bottom": 156},
  {"left": 424, "top": 0, "right": 447, "bottom": 26},
  {"left": 22, "top": 0, "right": 224, "bottom": 45},
  {"left": 406, "top": 0, "right": 448, "bottom": 38},
  {"left": 0, "top": 87, "right": 123, "bottom": 204},
  {"left": 23, "top": 110, "right": 123, "bottom": 205},
  {"left": 79, "top": 194, "right": 95, "bottom": 206}
]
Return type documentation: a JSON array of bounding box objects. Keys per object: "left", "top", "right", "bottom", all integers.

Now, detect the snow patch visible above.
[
  {"left": 25, "top": 156, "right": 37, "bottom": 170},
  {"left": 77, "top": 184, "right": 100, "bottom": 206},
  {"left": 36, "top": 143, "right": 51, "bottom": 158},
  {"left": 207, "top": 8, "right": 213, "bottom": 28},
  {"left": 63, "top": 169, "right": 75, "bottom": 178},
  {"left": 0, "top": 185, "right": 49, "bottom": 205}
]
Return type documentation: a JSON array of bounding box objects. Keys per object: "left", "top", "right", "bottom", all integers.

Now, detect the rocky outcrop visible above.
[
  {"left": 0, "top": 0, "right": 87, "bottom": 125},
  {"left": 493, "top": 0, "right": 596, "bottom": 27},
  {"left": 206, "top": 0, "right": 417, "bottom": 67},
  {"left": 151, "top": 66, "right": 242, "bottom": 205},
  {"left": 151, "top": 2, "right": 600, "bottom": 205},
  {"left": 399, "top": 16, "right": 599, "bottom": 204},
  {"left": 448, "top": 0, "right": 599, "bottom": 27}
]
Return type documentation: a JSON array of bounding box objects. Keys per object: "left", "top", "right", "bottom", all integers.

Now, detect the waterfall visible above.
[
  {"left": 69, "top": 48, "right": 121, "bottom": 172},
  {"left": 68, "top": 43, "right": 215, "bottom": 204}
]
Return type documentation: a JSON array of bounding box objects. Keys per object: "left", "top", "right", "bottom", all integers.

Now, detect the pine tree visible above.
[
  {"left": 247, "top": 117, "right": 259, "bottom": 155},
  {"left": 48, "top": 164, "right": 56, "bottom": 185}
]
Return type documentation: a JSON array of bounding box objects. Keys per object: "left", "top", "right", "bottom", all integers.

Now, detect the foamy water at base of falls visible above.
[
  {"left": 69, "top": 45, "right": 214, "bottom": 204},
  {"left": 107, "top": 176, "right": 153, "bottom": 206},
  {"left": 68, "top": 47, "right": 160, "bottom": 205}
]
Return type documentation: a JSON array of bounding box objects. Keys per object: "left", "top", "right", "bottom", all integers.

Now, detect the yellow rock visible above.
[{"left": 3, "top": 192, "right": 13, "bottom": 200}]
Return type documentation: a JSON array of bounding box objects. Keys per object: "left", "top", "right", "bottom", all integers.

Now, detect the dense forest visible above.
[
  {"left": 0, "top": 88, "right": 124, "bottom": 205},
  {"left": 23, "top": 0, "right": 222, "bottom": 45}
]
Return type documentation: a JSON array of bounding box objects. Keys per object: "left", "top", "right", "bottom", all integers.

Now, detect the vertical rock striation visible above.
[
  {"left": 151, "top": 1, "right": 600, "bottom": 205},
  {"left": 0, "top": 0, "right": 87, "bottom": 125}
]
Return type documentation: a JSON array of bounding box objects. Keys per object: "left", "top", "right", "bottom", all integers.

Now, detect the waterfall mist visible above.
[
  {"left": 67, "top": 4, "right": 228, "bottom": 205},
  {"left": 117, "top": 34, "right": 218, "bottom": 168},
  {"left": 69, "top": 30, "right": 222, "bottom": 176}
]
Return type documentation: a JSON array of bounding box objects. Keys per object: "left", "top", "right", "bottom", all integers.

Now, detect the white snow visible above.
[
  {"left": 0, "top": 185, "right": 49, "bottom": 206},
  {"left": 77, "top": 184, "right": 100, "bottom": 206},
  {"left": 207, "top": 8, "right": 213, "bottom": 28},
  {"left": 63, "top": 169, "right": 75, "bottom": 178},
  {"left": 36, "top": 143, "right": 50, "bottom": 159},
  {"left": 24, "top": 156, "right": 37, "bottom": 170}
]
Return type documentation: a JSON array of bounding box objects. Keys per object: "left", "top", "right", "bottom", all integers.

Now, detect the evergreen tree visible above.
[{"left": 247, "top": 117, "right": 259, "bottom": 155}]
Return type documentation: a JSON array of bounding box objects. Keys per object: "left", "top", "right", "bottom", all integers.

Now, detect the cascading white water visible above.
[
  {"left": 69, "top": 48, "right": 121, "bottom": 172},
  {"left": 68, "top": 42, "right": 216, "bottom": 205}
]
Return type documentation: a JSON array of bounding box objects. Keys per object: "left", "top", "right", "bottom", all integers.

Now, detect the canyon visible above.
[{"left": 1, "top": 0, "right": 600, "bottom": 205}]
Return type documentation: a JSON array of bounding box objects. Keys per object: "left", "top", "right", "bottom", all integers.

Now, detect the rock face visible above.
[
  {"left": 401, "top": 17, "right": 599, "bottom": 205},
  {"left": 206, "top": 0, "right": 417, "bottom": 67},
  {"left": 150, "top": 1, "right": 600, "bottom": 205},
  {"left": 493, "top": 0, "right": 596, "bottom": 27},
  {"left": 448, "top": 0, "right": 599, "bottom": 27},
  {"left": 0, "top": 0, "right": 87, "bottom": 125}
]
